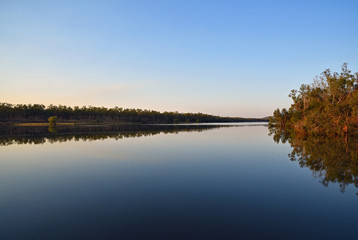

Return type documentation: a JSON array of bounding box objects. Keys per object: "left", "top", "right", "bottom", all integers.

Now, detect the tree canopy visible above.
[
  {"left": 0, "top": 103, "right": 266, "bottom": 124},
  {"left": 269, "top": 63, "right": 358, "bottom": 136}
]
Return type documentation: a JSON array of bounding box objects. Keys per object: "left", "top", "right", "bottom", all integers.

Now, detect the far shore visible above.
[
  {"left": 0, "top": 121, "right": 138, "bottom": 127},
  {"left": 14, "top": 123, "right": 76, "bottom": 126},
  {"left": 0, "top": 120, "right": 269, "bottom": 127}
]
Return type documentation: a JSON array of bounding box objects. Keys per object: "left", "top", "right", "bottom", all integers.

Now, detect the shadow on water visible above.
[
  {"left": 269, "top": 127, "right": 358, "bottom": 193},
  {"left": 0, "top": 123, "right": 266, "bottom": 147}
]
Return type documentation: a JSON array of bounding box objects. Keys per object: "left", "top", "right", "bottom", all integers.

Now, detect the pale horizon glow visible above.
[{"left": 1, "top": 0, "right": 357, "bottom": 117}]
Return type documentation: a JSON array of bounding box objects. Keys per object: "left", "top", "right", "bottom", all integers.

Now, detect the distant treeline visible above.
[
  {"left": 0, "top": 103, "right": 267, "bottom": 124},
  {"left": 269, "top": 63, "right": 358, "bottom": 136}
]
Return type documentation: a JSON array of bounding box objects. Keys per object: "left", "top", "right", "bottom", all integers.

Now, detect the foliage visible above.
[
  {"left": 48, "top": 116, "right": 57, "bottom": 125},
  {"left": 269, "top": 63, "right": 358, "bottom": 136},
  {"left": 0, "top": 103, "right": 267, "bottom": 124}
]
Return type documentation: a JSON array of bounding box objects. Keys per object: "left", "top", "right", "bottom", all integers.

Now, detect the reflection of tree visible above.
[
  {"left": 270, "top": 128, "right": 358, "bottom": 192},
  {"left": 0, "top": 124, "right": 244, "bottom": 147},
  {"left": 48, "top": 125, "right": 57, "bottom": 133}
]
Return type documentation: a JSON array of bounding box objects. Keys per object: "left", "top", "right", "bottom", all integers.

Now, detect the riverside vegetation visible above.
[
  {"left": 0, "top": 103, "right": 267, "bottom": 124},
  {"left": 269, "top": 63, "right": 358, "bottom": 137},
  {"left": 269, "top": 63, "right": 358, "bottom": 192}
]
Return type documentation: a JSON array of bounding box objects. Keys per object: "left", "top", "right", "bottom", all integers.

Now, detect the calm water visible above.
[{"left": 0, "top": 123, "right": 357, "bottom": 240}]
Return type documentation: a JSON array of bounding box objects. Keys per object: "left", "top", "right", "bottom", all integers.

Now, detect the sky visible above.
[{"left": 0, "top": 0, "right": 357, "bottom": 117}]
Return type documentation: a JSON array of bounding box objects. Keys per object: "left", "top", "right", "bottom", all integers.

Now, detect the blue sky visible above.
[{"left": 1, "top": 0, "right": 357, "bottom": 117}]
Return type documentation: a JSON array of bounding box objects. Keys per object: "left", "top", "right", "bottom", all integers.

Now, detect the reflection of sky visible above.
[
  {"left": 0, "top": 125, "right": 358, "bottom": 238},
  {"left": 1, "top": 1, "right": 358, "bottom": 117}
]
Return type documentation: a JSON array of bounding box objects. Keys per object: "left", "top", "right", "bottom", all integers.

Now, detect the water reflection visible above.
[
  {"left": 0, "top": 124, "right": 261, "bottom": 147},
  {"left": 270, "top": 128, "right": 358, "bottom": 192},
  {"left": 1, "top": 123, "right": 357, "bottom": 239}
]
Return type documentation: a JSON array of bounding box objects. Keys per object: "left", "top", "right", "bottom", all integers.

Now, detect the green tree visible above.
[
  {"left": 48, "top": 116, "right": 58, "bottom": 126},
  {"left": 270, "top": 63, "right": 358, "bottom": 136}
]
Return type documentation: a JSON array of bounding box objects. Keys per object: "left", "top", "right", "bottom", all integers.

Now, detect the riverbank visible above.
[{"left": 0, "top": 119, "right": 269, "bottom": 127}]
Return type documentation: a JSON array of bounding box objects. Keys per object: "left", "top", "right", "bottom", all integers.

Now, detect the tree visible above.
[
  {"left": 270, "top": 63, "right": 358, "bottom": 136},
  {"left": 48, "top": 116, "right": 58, "bottom": 126}
]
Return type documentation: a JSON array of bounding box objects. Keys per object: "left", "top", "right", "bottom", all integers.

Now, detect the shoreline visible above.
[{"left": 0, "top": 120, "right": 269, "bottom": 127}]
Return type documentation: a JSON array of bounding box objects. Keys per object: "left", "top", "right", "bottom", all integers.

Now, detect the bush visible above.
[{"left": 48, "top": 116, "right": 58, "bottom": 125}]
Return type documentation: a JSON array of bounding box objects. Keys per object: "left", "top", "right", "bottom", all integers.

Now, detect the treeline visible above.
[
  {"left": 269, "top": 63, "right": 358, "bottom": 136},
  {"left": 0, "top": 103, "right": 266, "bottom": 124}
]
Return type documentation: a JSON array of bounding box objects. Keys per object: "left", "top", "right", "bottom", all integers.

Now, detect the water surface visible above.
[{"left": 0, "top": 123, "right": 357, "bottom": 239}]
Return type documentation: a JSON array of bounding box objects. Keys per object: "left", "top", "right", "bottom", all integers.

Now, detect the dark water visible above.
[{"left": 0, "top": 123, "right": 357, "bottom": 240}]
